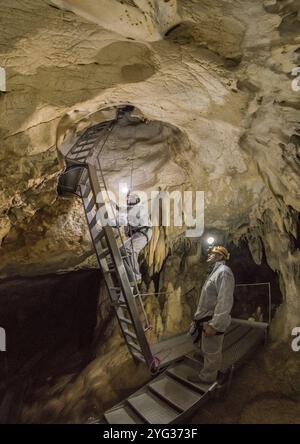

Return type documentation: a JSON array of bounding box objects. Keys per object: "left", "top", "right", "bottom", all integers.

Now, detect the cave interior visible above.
[{"left": 0, "top": 0, "right": 300, "bottom": 425}]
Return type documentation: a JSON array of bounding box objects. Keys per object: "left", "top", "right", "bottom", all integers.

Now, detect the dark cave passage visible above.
[
  {"left": 0, "top": 269, "right": 102, "bottom": 422},
  {"left": 228, "top": 240, "right": 282, "bottom": 323}
]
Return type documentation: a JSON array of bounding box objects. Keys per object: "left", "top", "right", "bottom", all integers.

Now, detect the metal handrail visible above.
[{"left": 234, "top": 282, "right": 271, "bottom": 325}]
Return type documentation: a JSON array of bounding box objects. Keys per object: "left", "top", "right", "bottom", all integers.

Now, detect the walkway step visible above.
[
  {"left": 166, "top": 361, "right": 212, "bottom": 393},
  {"left": 149, "top": 375, "right": 201, "bottom": 411},
  {"left": 127, "top": 391, "right": 180, "bottom": 424},
  {"left": 104, "top": 405, "right": 143, "bottom": 424}
]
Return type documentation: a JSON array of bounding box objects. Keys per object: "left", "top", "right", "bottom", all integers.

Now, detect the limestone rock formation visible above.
[{"left": 49, "top": 0, "right": 180, "bottom": 42}]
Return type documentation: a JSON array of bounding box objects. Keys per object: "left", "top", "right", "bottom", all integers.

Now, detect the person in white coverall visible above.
[
  {"left": 188, "top": 246, "right": 235, "bottom": 384},
  {"left": 117, "top": 193, "right": 152, "bottom": 284}
]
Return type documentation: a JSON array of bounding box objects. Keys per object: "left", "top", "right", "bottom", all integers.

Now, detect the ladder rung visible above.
[
  {"left": 127, "top": 340, "right": 142, "bottom": 353},
  {"left": 119, "top": 316, "right": 132, "bottom": 325},
  {"left": 72, "top": 146, "right": 93, "bottom": 154},
  {"left": 84, "top": 197, "right": 95, "bottom": 213},
  {"left": 82, "top": 132, "right": 99, "bottom": 140},
  {"left": 78, "top": 138, "right": 97, "bottom": 146},
  {"left": 81, "top": 130, "right": 99, "bottom": 138},
  {"left": 81, "top": 185, "right": 91, "bottom": 198},
  {"left": 131, "top": 350, "right": 145, "bottom": 363},
  {"left": 98, "top": 183, "right": 106, "bottom": 190},
  {"left": 72, "top": 151, "right": 89, "bottom": 159},
  {"left": 95, "top": 176, "right": 106, "bottom": 186},
  {"left": 91, "top": 225, "right": 103, "bottom": 240},
  {"left": 98, "top": 248, "right": 110, "bottom": 259},
  {"left": 75, "top": 156, "right": 88, "bottom": 162},
  {"left": 70, "top": 150, "right": 90, "bottom": 159},
  {"left": 104, "top": 262, "right": 115, "bottom": 270},
  {"left": 89, "top": 214, "right": 98, "bottom": 228},
  {"left": 123, "top": 329, "right": 137, "bottom": 340},
  {"left": 109, "top": 286, "right": 121, "bottom": 291},
  {"left": 75, "top": 139, "right": 94, "bottom": 146},
  {"left": 110, "top": 300, "right": 124, "bottom": 308},
  {"left": 94, "top": 230, "right": 105, "bottom": 243},
  {"left": 69, "top": 157, "right": 86, "bottom": 164},
  {"left": 82, "top": 188, "right": 92, "bottom": 199},
  {"left": 103, "top": 269, "right": 116, "bottom": 275},
  {"left": 111, "top": 301, "right": 129, "bottom": 311}
]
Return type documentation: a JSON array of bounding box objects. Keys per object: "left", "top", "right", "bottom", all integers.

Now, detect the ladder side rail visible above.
[
  {"left": 94, "top": 156, "right": 151, "bottom": 330},
  {"left": 65, "top": 122, "right": 112, "bottom": 163},
  {"left": 79, "top": 175, "right": 142, "bottom": 364},
  {"left": 87, "top": 163, "right": 154, "bottom": 367}
]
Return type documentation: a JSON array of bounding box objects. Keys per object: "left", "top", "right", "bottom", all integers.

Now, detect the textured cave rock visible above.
[
  {"left": 0, "top": 270, "right": 100, "bottom": 375},
  {"left": 1, "top": 0, "right": 300, "bottom": 415},
  {"left": 0, "top": 270, "right": 102, "bottom": 422},
  {"left": 49, "top": 0, "right": 181, "bottom": 42}
]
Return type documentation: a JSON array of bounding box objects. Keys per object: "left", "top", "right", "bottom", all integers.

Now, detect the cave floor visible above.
[{"left": 189, "top": 349, "right": 300, "bottom": 424}]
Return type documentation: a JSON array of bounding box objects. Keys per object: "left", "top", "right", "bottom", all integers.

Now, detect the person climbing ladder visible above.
[{"left": 121, "top": 192, "right": 152, "bottom": 285}]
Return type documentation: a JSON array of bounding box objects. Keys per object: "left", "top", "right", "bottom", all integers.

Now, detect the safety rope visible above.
[
  {"left": 126, "top": 135, "right": 152, "bottom": 331},
  {"left": 149, "top": 348, "right": 174, "bottom": 375},
  {"left": 149, "top": 356, "right": 162, "bottom": 375},
  {"left": 93, "top": 110, "right": 151, "bottom": 332}
]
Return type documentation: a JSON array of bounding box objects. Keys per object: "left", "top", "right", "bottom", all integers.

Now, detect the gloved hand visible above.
[{"left": 204, "top": 325, "right": 217, "bottom": 337}]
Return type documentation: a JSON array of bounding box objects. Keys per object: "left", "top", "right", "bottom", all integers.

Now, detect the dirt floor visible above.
[{"left": 189, "top": 349, "right": 300, "bottom": 424}]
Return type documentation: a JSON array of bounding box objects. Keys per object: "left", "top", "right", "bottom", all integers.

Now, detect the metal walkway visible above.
[{"left": 101, "top": 319, "right": 267, "bottom": 424}]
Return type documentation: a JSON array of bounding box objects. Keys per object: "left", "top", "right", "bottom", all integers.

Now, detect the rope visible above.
[
  {"left": 123, "top": 126, "right": 151, "bottom": 330},
  {"left": 95, "top": 119, "right": 116, "bottom": 158},
  {"left": 149, "top": 356, "right": 161, "bottom": 375},
  {"left": 93, "top": 112, "right": 151, "bottom": 331},
  {"left": 149, "top": 348, "right": 174, "bottom": 375}
]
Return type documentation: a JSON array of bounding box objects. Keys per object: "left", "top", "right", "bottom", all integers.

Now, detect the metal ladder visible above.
[{"left": 64, "top": 122, "right": 156, "bottom": 371}]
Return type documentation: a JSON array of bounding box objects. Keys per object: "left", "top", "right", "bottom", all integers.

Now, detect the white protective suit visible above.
[
  {"left": 194, "top": 260, "right": 235, "bottom": 382},
  {"left": 118, "top": 202, "right": 152, "bottom": 282}
]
